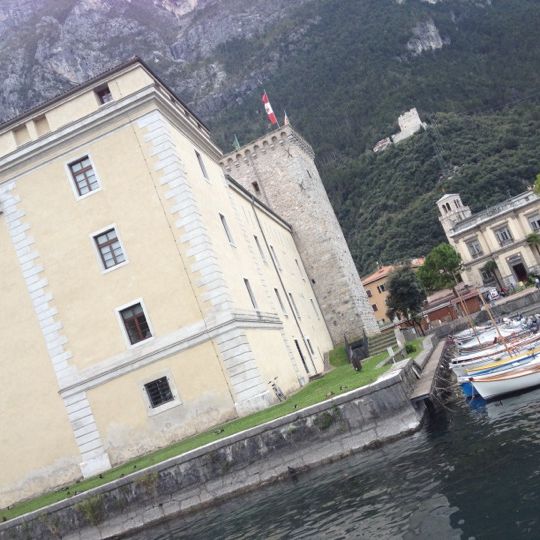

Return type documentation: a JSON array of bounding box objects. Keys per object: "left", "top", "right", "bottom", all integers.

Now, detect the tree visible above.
[
  {"left": 526, "top": 232, "right": 540, "bottom": 259},
  {"left": 481, "top": 259, "right": 503, "bottom": 290},
  {"left": 417, "top": 243, "right": 462, "bottom": 293},
  {"left": 386, "top": 267, "right": 427, "bottom": 334},
  {"left": 533, "top": 172, "right": 540, "bottom": 195}
]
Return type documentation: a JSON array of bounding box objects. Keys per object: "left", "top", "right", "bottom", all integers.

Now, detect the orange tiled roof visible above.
[
  {"left": 361, "top": 265, "right": 394, "bottom": 286},
  {"left": 361, "top": 258, "right": 425, "bottom": 286}
]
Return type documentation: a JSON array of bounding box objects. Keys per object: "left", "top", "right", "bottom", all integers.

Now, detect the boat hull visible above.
[{"left": 471, "top": 365, "right": 540, "bottom": 400}]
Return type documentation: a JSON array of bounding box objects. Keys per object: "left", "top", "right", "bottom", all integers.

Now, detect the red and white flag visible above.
[{"left": 262, "top": 91, "right": 278, "bottom": 125}]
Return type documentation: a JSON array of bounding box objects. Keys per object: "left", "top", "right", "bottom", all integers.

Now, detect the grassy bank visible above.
[{"left": 2, "top": 340, "right": 423, "bottom": 521}]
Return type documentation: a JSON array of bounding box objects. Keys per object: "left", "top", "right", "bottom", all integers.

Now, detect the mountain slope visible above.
[{"left": 1, "top": 0, "right": 540, "bottom": 274}]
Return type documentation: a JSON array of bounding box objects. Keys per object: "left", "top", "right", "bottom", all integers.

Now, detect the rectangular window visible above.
[
  {"left": 144, "top": 377, "right": 173, "bottom": 408},
  {"left": 294, "top": 339, "right": 309, "bottom": 373},
  {"left": 529, "top": 215, "right": 540, "bottom": 231},
  {"left": 120, "top": 303, "right": 152, "bottom": 345},
  {"left": 305, "top": 337, "right": 315, "bottom": 355},
  {"left": 244, "top": 278, "right": 259, "bottom": 310},
  {"left": 195, "top": 149, "right": 209, "bottom": 179},
  {"left": 481, "top": 269, "right": 495, "bottom": 284},
  {"left": 94, "top": 228, "right": 126, "bottom": 269},
  {"left": 95, "top": 84, "right": 113, "bottom": 105},
  {"left": 494, "top": 226, "right": 513, "bottom": 247},
  {"left": 466, "top": 239, "right": 483, "bottom": 259},
  {"left": 270, "top": 245, "right": 282, "bottom": 271},
  {"left": 372, "top": 304, "right": 378, "bottom": 312},
  {"left": 377, "top": 284, "right": 385, "bottom": 293},
  {"left": 366, "top": 289, "right": 373, "bottom": 298},
  {"left": 220, "top": 213, "right": 235, "bottom": 245},
  {"left": 254, "top": 235, "right": 266, "bottom": 261},
  {"left": 310, "top": 298, "right": 320, "bottom": 320},
  {"left": 69, "top": 156, "right": 99, "bottom": 197},
  {"left": 288, "top": 292, "right": 301, "bottom": 318},
  {"left": 274, "top": 288, "right": 287, "bottom": 315}
]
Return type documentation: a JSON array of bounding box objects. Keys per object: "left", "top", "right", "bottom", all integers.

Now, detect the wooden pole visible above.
[
  {"left": 478, "top": 292, "right": 512, "bottom": 357},
  {"left": 453, "top": 278, "right": 482, "bottom": 347}
]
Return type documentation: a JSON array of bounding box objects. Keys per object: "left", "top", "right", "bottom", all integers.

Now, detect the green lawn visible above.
[{"left": 1, "top": 345, "right": 408, "bottom": 521}]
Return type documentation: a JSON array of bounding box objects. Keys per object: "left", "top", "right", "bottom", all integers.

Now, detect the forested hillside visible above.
[
  {"left": 2, "top": 0, "right": 540, "bottom": 274},
  {"left": 325, "top": 104, "right": 540, "bottom": 273},
  {"left": 208, "top": 0, "right": 540, "bottom": 273}
]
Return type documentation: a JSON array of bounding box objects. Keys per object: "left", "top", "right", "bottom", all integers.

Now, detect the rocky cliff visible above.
[
  {"left": 0, "top": 0, "right": 315, "bottom": 123},
  {"left": 1, "top": 0, "right": 539, "bottom": 273}
]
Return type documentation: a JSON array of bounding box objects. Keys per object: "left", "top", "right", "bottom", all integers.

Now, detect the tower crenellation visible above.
[{"left": 221, "top": 125, "right": 380, "bottom": 344}]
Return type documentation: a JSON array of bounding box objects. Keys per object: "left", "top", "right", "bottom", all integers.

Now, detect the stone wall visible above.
[
  {"left": 221, "top": 126, "right": 380, "bottom": 344},
  {"left": 0, "top": 361, "right": 421, "bottom": 540}
]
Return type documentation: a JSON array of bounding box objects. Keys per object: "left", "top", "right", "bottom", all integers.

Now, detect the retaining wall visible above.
[{"left": 0, "top": 361, "right": 422, "bottom": 540}]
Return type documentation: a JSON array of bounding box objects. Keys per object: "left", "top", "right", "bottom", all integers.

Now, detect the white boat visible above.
[
  {"left": 453, "top": 324, "right": 493, "bottom": 340},
  {"left": 470, "top": 362, "right": 540, "bottom": 400},
  {"left": 451, "top": 338, "right": 540, "bottom": 377},
  {"left": 457, "top": 325, "right": 526, "bottom": 352},
  {"left": 457, "top": 352, "right": 539, "bottom": 384}
]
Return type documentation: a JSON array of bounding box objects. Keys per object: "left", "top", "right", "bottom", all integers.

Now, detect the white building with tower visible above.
[{"left": 437, "top": 191, "right": 540, "bottom": 289}]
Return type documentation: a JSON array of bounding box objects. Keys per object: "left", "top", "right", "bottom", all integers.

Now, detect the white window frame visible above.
[
  {"left": 528, "top": 214, "right": 540, "bottom": 231},
  {"left": 65, "top": 154, "right": 102, "bottom": 201},
  {"left": 219, "top": 213, "right": 236, "bottom": 247},
  {"left": 466, "top": 238, "right": 483, "bottom": 259},
  {"left": 305, "top": 337, "right": 315, "bottom": 355},
  {"left": 494, "top": 225, "right": 513, "bottom": 246},
  {"left": 244, "top": 278, "right": 259, "bottom": 310},
  {"left": 90, "top": 223, "right": 129, "bottom": 274},
  {"left": 140, "top": 370, "right": 181, "bottom": 416},
  {"left": 194, "top": 149, "right": 209, "bottom": 181},
  {"left": 115, "top": 298, "right": 155, "bottom": 349}
]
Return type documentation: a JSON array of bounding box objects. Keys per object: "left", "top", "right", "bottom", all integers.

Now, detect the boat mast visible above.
[{"left": 478, "top": 293, "right": 512, "bottom": 357}]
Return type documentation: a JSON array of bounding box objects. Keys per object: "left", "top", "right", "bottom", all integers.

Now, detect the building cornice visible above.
[
  {"left": 449, "top": 192, "right": 540, "bottom": 238},
  {"left": 0, "top": 57, "right": 210, "bottom": 135},
  {"left": 461, "top": 239, "right": 530, "bottom": 269},
  {"left": 0, "top": 85, "right": 223, "bottom": 184},
  {"left": 226, "top": 174, "right": 292, "bottom": 231},
  {"left": 221, "top": 124, "right": 315, "bottom": 168},
  {"left": 59, "top": 310, "right": 283, "bottom": 398}
]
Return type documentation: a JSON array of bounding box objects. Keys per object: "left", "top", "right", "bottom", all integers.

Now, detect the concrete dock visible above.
[{"left": 410, "top": 340, "right": 447, "bottom": 405}]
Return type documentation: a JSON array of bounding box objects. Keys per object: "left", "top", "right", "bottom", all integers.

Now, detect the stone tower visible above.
[{"left": 221, "top": 125, "right": 380, "bottom": 344}]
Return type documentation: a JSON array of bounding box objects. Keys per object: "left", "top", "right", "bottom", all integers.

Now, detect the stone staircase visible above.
[{"left": 367, "top": 328, "right": 398, "bottom": 357}]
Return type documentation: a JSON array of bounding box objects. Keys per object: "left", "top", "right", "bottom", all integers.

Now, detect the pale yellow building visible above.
[
  {"left": 0, "top": 59, "right": 342, "bottom": 507},
  {"left": 437, "top": 191, "right": 540, "bottom": 288}
]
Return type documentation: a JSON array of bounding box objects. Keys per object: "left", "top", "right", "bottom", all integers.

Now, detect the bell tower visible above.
[
  {"left": 221, "top": 125, "right": 380, "bottom": 344},
  {"left": 437, "top": 193, "right": 471, "bottom": 238}
]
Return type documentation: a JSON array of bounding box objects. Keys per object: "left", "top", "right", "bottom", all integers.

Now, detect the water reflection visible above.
[{"left": 128, "top": 387, "right": 540, "bottom": 540}]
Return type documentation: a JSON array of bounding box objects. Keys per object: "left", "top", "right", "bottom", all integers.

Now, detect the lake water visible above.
[{"left": 128, "top": 385, "right": 540, "bottom": 539}]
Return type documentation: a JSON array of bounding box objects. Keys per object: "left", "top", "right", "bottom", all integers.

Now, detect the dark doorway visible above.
[
  {"left": 294, "top": 339, "right": 309, "bottom": 374},
  {"left": 512, "top": 262, "right": 528, "bottom": 282}
]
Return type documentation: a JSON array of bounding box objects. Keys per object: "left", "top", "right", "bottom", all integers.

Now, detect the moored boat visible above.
[{"left": 470, "top": 363, "right": 540, "bottom": 400}]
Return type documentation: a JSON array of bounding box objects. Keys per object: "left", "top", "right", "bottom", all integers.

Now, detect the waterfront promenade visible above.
[{"left": 0, "top": 340, "right": 436, "bottom": 540}]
